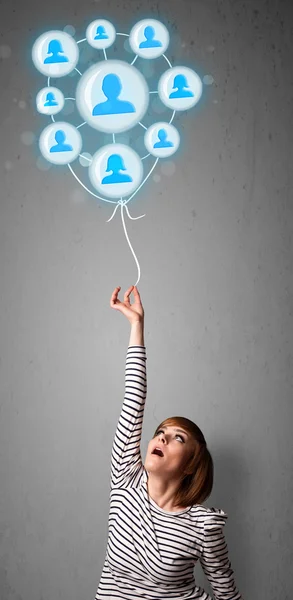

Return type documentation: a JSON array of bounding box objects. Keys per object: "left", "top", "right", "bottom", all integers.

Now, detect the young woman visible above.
[{"left": 94, "top": 285, "right": 243, "bottom": 600}]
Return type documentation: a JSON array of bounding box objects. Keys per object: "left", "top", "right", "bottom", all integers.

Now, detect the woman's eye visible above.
[{"left": 156, "top": 430, "right": 184, "bottom": 442}]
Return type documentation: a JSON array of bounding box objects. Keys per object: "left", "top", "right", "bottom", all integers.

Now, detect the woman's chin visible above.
[{"left": 145, "top": 456, "right": 164, "bottom": 469}]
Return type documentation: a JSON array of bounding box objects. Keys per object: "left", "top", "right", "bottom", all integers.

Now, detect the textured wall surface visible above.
[{"left": 0, "top": 1, "right": 292, "bottom": 599}]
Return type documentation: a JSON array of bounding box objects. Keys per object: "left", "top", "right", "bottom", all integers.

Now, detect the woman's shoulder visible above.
[
  {"left": 197, "top": 505, "right": 228, "bottom": 530},
  {"left": 192, "top": 504, "right": 228, "bottom": 523},
  {"left": 193, "top": 503, "right": 226, "bottom": 513}
]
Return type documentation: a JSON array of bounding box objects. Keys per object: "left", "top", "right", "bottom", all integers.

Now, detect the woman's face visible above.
[{"left": 144, "top": 425, "right": 194, "bottom": 478}]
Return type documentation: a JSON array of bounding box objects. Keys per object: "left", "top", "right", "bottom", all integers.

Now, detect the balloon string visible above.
[{"left": 106, "top": 199, "right": 146, "bottom": 286}]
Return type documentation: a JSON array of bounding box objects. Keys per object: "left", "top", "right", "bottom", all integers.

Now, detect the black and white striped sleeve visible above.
[
  {"left": 110, "top": 345, "right": 147, "bottom": 489},
  {"left": 199, "top": 508, "right": 243, "bottom": 600}
]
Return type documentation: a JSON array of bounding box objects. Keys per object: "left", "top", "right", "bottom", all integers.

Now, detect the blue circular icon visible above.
[
  {"left": 39, "top": 121, "right": 82, "bottom": 165},
  {"left": 129, "top": 19, "right": 169, "bottom": 59},
  {"left": 86, "top": 19, "right": 116, "bottom": 49},
  {"left": 36, "top": 87, "right": 65, "bottom": 115},
  {"left": 144, "top": 122, "right": 180, "bottom": 158},
  {"left": 89, "top": 143, "right": 143, "bottom": 198},
  {"left": 76, "top": 59, "right": 149, "bottom": 133},
  {"left": 32, "top": 30, "right": 79, "bottom": 78},
  {"left": 158, "top": 66, "right": 203, "bottom": 110}
]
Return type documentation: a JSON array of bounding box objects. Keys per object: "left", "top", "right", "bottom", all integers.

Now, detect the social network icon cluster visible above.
[{"left": 32, "top": 18, "right": 203, "bottom": 199}]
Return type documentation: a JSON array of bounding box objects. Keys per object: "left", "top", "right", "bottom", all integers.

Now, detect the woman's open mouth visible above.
[{"left": 152, "top": 448, "right": 164, "bottom": 457}]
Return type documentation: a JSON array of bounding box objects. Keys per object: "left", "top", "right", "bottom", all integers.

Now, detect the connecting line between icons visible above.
[{"left": 75, "top": 33, "right": 173, "bottom": 70}]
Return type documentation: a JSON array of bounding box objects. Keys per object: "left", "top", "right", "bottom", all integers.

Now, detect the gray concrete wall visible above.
[{"left": 0, "top": 0, "right": 292, "bottom": 598}]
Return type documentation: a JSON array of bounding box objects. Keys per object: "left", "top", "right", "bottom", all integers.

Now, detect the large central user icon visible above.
[
  {"left": 76, "top": 59, "right": 149, "bottom": 133},
  {"left": 92, "top": 73, "right": 135, "bottom": 116}
]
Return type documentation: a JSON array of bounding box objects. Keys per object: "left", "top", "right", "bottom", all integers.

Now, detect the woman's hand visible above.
[{"left": 110, "top": 286, "right": 144, "bottom": 324}]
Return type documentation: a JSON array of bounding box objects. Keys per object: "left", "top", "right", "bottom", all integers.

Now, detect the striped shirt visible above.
[{"left": 95, "top": 345, "right": 243, "bottom": 600}]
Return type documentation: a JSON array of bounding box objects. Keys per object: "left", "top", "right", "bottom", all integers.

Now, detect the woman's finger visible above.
[
  {"left": 124, "top": 286, "right": 134, "bottom": 302},
  {"left": 110, "top": 286, "right": 121, "bottom": 305}
]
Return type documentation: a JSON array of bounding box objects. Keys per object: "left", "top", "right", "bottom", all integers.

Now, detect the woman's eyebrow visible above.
[{"left": 162, "top": 427, "right": 189, "bottom": 438}]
